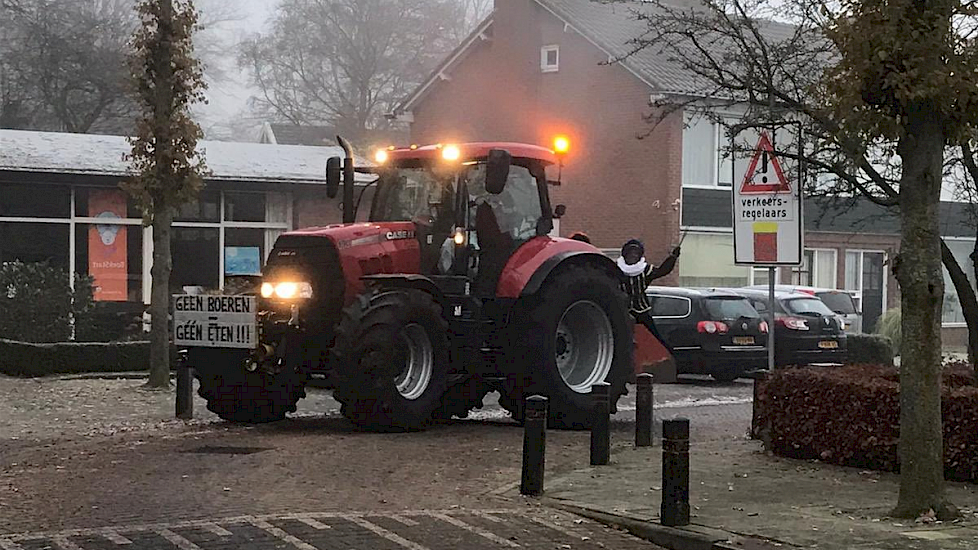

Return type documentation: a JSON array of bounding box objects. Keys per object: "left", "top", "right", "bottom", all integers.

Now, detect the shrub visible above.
[
  {"left": 0, "top": 261, "right": 95, "bottom": 343},
  {"left": 0, "top": 339, "right": 180, "bottom": 377},
  {"left": 753, "top": 364, "right": 978, "bottom": 481},
  {"left": 874, "top": 307, "right": 901, "bottom": 355},
  {"left": 846, "top": 333, "right": 894, "bottom": 366}
]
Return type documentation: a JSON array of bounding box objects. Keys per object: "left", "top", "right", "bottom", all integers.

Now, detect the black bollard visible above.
[
  {"left": 520, "top": 395, "right": 548, "bottom": 496},
  {"left": 590, "top": 382, "right": 610, "bottom": 465},
  {"left": 635, "top": 373, "right": 654, "bottom": 448},
  {"left": 661, "top": 418, "right": 690, "bottom": 527},
  {"left": 175, "top": 360, "right": 194, "bottom": 420}
]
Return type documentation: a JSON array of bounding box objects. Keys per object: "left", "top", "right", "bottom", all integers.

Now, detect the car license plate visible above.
[
  {"left": 818, "top": 340, "right": 839, "bottom": 349},
  {"left": 733, "top": 336, "right": 755, "bottom": 345},
  {"left": 173, "top": 294, "right": 257, "bottom": 349}
]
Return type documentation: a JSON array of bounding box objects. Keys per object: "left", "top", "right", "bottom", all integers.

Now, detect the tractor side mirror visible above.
[
  {"left": 326, "top": 156, "right": 341, "bottom": 199},
  {"left": 485, "top": 149, "right": 511, "bottom": 195},
  {"left": 553, "top": 204, "right": 567, "bottom": 219}
]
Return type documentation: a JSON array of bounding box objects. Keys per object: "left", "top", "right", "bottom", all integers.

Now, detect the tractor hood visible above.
[{"left": 273, "top": 222, "right": 421, "bottom": 307}]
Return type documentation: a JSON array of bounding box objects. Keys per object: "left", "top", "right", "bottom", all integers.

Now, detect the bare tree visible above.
[
  {"left": 239, "top": 0, "right": 471, "bottom": 145},
  {"left": 0, "top": 0, "right": 241, "bottom": 133},
  {"left": 616, "top": 0, "right": 978, "bottom": 519}
]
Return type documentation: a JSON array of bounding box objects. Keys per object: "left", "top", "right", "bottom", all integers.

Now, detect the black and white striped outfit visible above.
[{"left": 619, "top": 256, "right": 678, "bottom": 316}]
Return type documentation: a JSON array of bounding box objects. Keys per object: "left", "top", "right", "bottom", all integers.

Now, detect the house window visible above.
[
  {"left": 683, "top": 115, "right": 716, "bottom": 187},
  {"left": 942, "top": 239, "right": 977, "bottom": 326},
  {"left": 790, "top": 249, "right": 837, "bottom": 288},
  {"left": 541, "top": 45, "right": 559, "bottom": 73},
  {"left": 845, "top": 250, "right": 887, "bottom": 332}
]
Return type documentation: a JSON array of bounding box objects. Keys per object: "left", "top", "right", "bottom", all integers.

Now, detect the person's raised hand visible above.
[{"left": 671, "top": 246, "right": 681, "bottom": 257}]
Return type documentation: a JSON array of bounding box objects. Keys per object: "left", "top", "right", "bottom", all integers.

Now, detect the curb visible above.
[
  {"left": 54, "top": 371, "right": 165, "bottom": 381},
  {"left": 539, "top": 498, "right": 789, "bottom": 550}
]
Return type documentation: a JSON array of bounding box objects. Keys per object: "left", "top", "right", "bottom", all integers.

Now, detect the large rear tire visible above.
[
  {"left": 504, "top": 264, "right": 632, "bottom": 429},
  {"left": 190, "top": 348, "right": 306, "bottom": 423},
  {"left": 332, "top": 289, "right": 450, "bottom": 431}
]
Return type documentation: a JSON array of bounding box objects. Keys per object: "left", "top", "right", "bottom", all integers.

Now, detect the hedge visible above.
[
  {"left": 846, "top": 333, "right": 894, "bottom": 366},
  {"left": 753, "top": 364, "right": 978, "bottom": 482},
  {"left": 0, "top": 339, "right": 179, "bottom": 377}
]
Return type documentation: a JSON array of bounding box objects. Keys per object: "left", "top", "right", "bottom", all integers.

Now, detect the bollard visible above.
[
  {"left": 175, "top": 358, "right": 194, "bottom": 420},
  {"left": 661, "top": 418, "right": 690, "bottom": 527},
  {"left": 590, "top": 382, "right": 610, "bottom": 466},
  {"left": 635, "top": 373, "right": 654, "bottom": 447},
  {"left": 520, "top": 395, "right": 548, "bottom": 496}
]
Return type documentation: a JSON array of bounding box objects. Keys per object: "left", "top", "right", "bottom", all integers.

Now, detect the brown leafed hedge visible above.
[{"left": 753, "top": 363, "right": 978, "bottom": 482}]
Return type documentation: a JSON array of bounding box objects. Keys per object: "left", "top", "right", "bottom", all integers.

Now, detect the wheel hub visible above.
[
  {"left": 555, "top": 300, "right": 615, "bottom": 393},
  {"left": 394, "top": 323, "right": 434, "bottom": 400}
]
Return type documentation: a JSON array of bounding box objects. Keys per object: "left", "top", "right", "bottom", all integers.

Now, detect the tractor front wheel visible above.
[
  {"left": 332, "top": 289, "right": 450, "bottom": 431},
  {"left": 505, "top": 264, "right": 632, "bottom": 429},
  {"left": 191, "top": 348, "right": 307, "bottom": 423}
]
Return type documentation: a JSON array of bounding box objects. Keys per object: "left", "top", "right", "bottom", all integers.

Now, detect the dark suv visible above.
[
  {"left": 646, "top": 287, "right": 769, "bottom": 381},
  {"left": 732, "top": 288, "right": 848, "bottom": 366}
]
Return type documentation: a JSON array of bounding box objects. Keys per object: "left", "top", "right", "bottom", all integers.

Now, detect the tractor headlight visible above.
[{"left": 261, "top": 281, "right": 313, "bottom": 300}]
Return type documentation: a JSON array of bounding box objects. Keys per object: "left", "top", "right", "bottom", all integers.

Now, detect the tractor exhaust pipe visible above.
[{"left": 337, "top": 135, "right": 356, "bottom": 224}]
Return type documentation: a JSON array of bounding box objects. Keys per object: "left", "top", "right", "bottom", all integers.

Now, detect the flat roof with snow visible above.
[{"left": 0, "top": 129, "right": 373, "bottom": 185}]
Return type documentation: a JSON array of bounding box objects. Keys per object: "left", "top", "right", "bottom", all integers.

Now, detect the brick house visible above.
[{"left": 394, "top": 0, "right": 977, "bottom": 343}]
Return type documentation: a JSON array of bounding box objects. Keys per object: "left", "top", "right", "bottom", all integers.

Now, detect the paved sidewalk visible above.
[{"left": 509, "top": 438, "right": 978, "bottom": 549}]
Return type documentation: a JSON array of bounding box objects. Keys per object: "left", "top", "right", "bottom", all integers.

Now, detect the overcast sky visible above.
[{"left": 196, "top": 0, "right": 278, "bottom": 140}]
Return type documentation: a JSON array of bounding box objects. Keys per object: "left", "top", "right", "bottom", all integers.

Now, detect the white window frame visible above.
[
  {"left": 791, "top": 248, "right": 838, "bottom": 288},
  {"left": 844, "top": 249, "right": 888, "bottom": 314},
  {"left": 540, "top": 45, "right": 559, "bottom": 73},
  {"left": 683, "top": 110, "right": 753, "bottom": 190},
  {"left": 940, "top": 236, "right": 975, "bottom": 328}
]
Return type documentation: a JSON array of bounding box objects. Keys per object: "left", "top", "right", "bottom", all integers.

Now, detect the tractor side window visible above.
[
  {"left": 373, "top": 168, "right": 451, "bottom": 223},
  {"left": 464, "top": 164, "right": 542, "bottom": 244}
]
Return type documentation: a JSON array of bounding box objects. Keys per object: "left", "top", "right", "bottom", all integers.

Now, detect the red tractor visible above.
[{"left": 187, "top": 137, "right": 633, "bottom": 430}]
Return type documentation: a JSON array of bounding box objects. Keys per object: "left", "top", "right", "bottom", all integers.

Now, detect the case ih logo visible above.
[{"left": 386, "top": 230, "right": 415, "bottom": 241}]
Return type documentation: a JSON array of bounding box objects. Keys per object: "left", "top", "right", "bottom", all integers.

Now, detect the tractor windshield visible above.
[
  {"left": 462, "top": 164, "right": 543, "bottom": 243},
  {"left": 370, "top": 167, "right": 455, "bottom": 223}
]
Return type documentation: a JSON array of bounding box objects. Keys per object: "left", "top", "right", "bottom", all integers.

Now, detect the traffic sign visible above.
[{"left": 732, "top": 131, "right": 803, "bottom": 265}]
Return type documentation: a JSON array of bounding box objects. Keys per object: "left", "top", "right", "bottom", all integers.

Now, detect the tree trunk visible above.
[
  {"left": 972, "top": 235, "right": 978, "bottom": 374},
  {"left": 892, "top": 110, "right": 953, "bottom": 519},
  {"left": 941, "top": 239, "right": 978, "bottom": 367},
  {"left": 146, "top": 207, "right": 173, "bottom": 389}
]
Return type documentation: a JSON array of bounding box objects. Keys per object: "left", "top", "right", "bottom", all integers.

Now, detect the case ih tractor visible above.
[{"left": 187, "top": 137, "right": 633, "bottom": 431}]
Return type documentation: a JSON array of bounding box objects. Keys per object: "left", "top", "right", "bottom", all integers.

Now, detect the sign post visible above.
[{"left": 732, "top": 129, "right": 804, "bottom": 371}]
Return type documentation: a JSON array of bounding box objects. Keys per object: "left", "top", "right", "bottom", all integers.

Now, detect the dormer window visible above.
[{"left": 541, "top": 45, "right": 559, "bottom": 73}]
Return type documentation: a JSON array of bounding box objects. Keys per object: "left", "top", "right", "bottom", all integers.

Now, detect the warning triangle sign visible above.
[{"left": 740, "top": 132, "right": 790, "bottom": 194}]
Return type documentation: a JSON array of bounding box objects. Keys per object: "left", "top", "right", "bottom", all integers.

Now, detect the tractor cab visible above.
[{"left": 337, "top": 141, "right": 565, "bottom": 296}]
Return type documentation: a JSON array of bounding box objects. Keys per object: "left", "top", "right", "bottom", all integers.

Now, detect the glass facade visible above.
[{"left": 0, "top": 183, "right": 291, "bottom": 303}]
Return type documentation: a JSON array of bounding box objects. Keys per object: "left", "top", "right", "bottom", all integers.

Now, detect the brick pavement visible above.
[
  {"left": 523, "top": 438, "right": 978, "bottom": 550},
  {"left": 0, "top": 508, "right": 664, "bottom": 550}
]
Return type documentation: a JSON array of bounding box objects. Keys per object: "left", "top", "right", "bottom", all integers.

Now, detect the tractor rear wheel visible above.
[
  {"left": 191, "top": 348, "right": 307, "bottom": 423},
  {"left": 505, "top": 264, "right": 632, "bottom": 429},
  {"left": 332, "top": 288, "right": 450, "bottom": 431}
]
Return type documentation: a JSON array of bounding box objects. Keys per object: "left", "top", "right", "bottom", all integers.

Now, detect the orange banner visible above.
[{"left": 88, "top": 190, "right": 128, "bottom": 301}]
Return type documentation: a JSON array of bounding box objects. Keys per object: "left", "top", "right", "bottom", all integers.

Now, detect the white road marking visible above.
[
  {"left": 528, "top": 516, "right": 584, "bottom": 540},
  {"left": 199, "top": 523, "right": 232, "bottom": 537},
  {"left": 296, "top": 517, "right": 332, "bottom": 530},
  {"left": 343, "top": 515, "right": 430, "bottom": 550},
  {"left": 0, "top": 540, "right": 23, "bottom": 550},
  {"left": 388, "top": 515, "right": 419, "bottom": 527},
  {"left": 248, "top": 519, "right": 318, "bottom": 550},
  {"left": 427, "top": 513, "right": 519, "bottom": 548},
  {"left": 157, "top": 529, "right": 203, "bottom": 550},
  {"left": 52, "top": 535, "right": 84, "bottom": 550},
  {"left": 101, "top": 529, "right": 132, "bottom": 545},
  {"left": 470, "top": 510, "right": 506, "bottom": 523}
]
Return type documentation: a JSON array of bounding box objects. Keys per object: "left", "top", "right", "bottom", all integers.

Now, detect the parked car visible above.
[
  {"left": 732, "top": 288, "right": 848, "bottom": 366},
  {"left": 645, "top": 287, "right": 769, "bottom": 381},
  {"left": 747, "top": 284, "right": 862, "bottom": 333}
]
